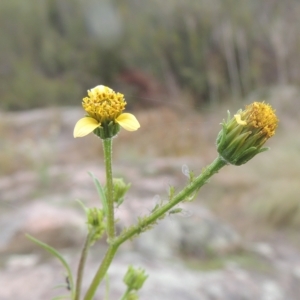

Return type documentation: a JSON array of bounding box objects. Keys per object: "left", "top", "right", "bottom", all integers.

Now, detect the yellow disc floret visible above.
[
  {"left": 82, "top": 85, "right": 126, "bottom": 124},
  {"left": 236, "top": 102, "right": 278, "bottom": 139}
]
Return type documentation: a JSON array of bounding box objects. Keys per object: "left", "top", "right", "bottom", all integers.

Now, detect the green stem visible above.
[
  {"left": 120, "top": 288, "right": 131, "bottom": 300},
  {"left": 74, "top": 233, "right": 92, "bottom": 300},
  {"left": 103, "top": 138, "right": 115, "bottom": 241},
  {"left": 83, "top": 156, "right": 226, "bottom": 300},
  {"left": 83, "top": 245, "right": 119, "bottom": 300},
  {"left": 114, "top": 156, "right": 227, "bottom": 246},
  {"left": 104, "top": 273, "right": 110, "bottom": 300}
]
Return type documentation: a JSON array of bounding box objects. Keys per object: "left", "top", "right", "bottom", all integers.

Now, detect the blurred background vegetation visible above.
[{"left": 1, "top": 0, "right": 300, "bottom": 110}]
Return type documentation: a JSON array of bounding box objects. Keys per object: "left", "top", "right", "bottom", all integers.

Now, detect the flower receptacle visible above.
[{"left": 93, "top": 121, "right": 121, "bottom": 139}]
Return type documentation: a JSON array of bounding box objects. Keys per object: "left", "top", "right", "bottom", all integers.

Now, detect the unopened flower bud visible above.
[
  {"left": 123, "top": 265, "right": 148, "bottom": 291},
  {"left": 108, "top": 178, "right": 131, "bottom": 207},
  {"left": 86, "top": 208, "right": 105, "bottom": 243},
  {"left": 217, "top": 102, "right": 278, "bottom": 166}
]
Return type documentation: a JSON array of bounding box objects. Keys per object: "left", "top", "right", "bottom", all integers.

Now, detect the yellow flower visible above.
[
  {"left": 233, "top": 102, "right": 278, "bottom": 139},
  {"left": 74, "top": 85, "right": 140, "bottom": 138},
  {"left": 217, "top": 102, "right": 278, "bottom": 165}
]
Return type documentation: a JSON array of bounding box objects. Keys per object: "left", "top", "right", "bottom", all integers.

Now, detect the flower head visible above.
[
  {"left": 74, "top": 85, "right": 140, "bottom": 139},
  {"left": 217, "top": 102, "right": 278, "bottom": 165}
]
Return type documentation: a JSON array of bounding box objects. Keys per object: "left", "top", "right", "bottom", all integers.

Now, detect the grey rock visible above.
[
  {"left": 134, "top": 205, "right": 241, "bottom": 259},
  {"left": 0, "top": 202, "right": 85, "bottom": 254}
]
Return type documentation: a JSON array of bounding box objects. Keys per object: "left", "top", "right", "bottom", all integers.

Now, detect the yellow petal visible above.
[
  {"left": 73, "top": 117, "right": 100, "bottom": 138},
  {"left": 234, "top": 114, "right": 247, "bottom": 126},
  {"left": 116, "top": 113, "right": 140, "bottom": 131}
]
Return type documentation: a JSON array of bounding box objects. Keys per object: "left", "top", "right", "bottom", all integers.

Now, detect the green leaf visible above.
[
  {"left": 26, "top": 234, "right": 75, "bottom": 299},
  {"left": 88, "top": 171, "right": 108, "bottom": 216}
]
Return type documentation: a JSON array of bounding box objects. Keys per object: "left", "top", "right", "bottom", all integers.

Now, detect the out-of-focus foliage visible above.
[{"left": 1, "top": 0, "right": 300, "bottom": 110}]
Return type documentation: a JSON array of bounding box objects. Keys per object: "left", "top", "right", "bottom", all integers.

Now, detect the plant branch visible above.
[
  {"left": 74, "top": 233, "right": 92, "bottom": 300},
  {"left": 83, "top": 155, "right": 227, "bottom": 300},
  {"left": 114, "top": 156, "right": 227, "bottom": 246}
]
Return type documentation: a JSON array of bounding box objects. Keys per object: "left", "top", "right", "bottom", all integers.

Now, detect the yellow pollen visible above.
[{"left": 242, "top": 102, "right": 278, "bottom": 138}]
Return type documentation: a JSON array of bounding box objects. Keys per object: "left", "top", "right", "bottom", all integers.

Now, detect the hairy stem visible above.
[
  {"left": 103, "top": 138, "right": 115, "bottom": 241},
  {"left": 83, "top": 156, "right": 227, "bottom": 300},
  {"left": 114, "top": 156, "right": 227, "bottom": 246}
]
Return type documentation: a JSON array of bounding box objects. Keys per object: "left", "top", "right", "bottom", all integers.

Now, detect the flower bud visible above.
[
  {"left": 123, "top": 265, "right": 148, "bottom": 291},
  {"left": 86, "top": 207, "right": 106, "bottom": 243},
  {"left": 107, "top": 178, "right": 131, "bottom": 207},
  {"left": 217, "top": 102, "right": 278, "bottom": 166}
]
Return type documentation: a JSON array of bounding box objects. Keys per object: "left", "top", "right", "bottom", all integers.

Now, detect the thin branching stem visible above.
[
  {"left": 74, "top": 233, "right": 92, "bottom": 300},
  {"left": 83, "top": 156, "right": 227, "bottom": 300},
  {"left": 114, "top": 156, "right": 227, "bottom": 246}
]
